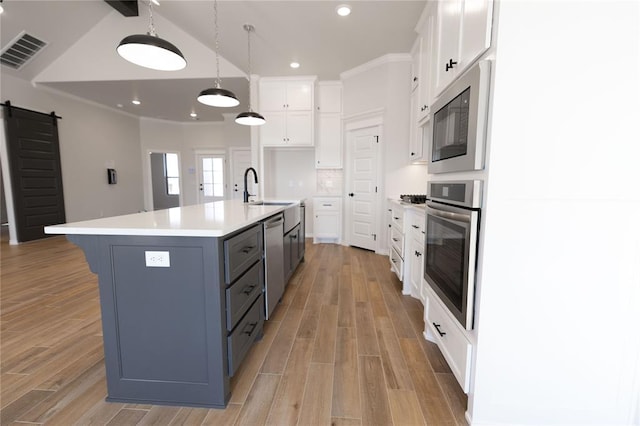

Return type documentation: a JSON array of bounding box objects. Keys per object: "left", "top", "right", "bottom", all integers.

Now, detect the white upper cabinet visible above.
[
  {"left": 259, "top": 77, "right": 316, "bottom": 147},
  {"left": 434, "top": 0, "right": 493, "bottom": 96},
  {"left": 316, "top": 82, "right": 343, "bottom": 168},
  {"left": 416, "top": 6, "right": 437, "bottom": 124},
  {"left": 259, "top": 79, "right": 314, "bottom": 111},
  {"left": 317, "top": 83, "right": 342, "bottom": 113}
]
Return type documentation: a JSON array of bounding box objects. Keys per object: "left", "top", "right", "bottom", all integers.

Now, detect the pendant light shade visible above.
[
  {"left": 117, "top": 34, "right": 186, "bottom": 71},
  {"left": 198, "top": 0, "right": 239, "bottom": 108},
  {"left": 235, "top": 111, "right": 266, "bottom": 126},
  {"left": 117, "top": 2, "right": 186, "bottom": 71},
  {"left": 197, "top": 87, "right": 239, "bottom": 107},
  {"left": 235, "top": 24, "right": 265, "bottom": 126}
]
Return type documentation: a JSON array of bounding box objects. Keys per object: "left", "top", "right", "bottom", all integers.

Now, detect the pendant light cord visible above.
[
  {"left": 147, "top": 1, "right": 157, "bottom": 37},
  {"left": 214, "top": 0, "right": 222, "bottom": 89},
  {"left": 246, "top": 25, "right": 253, "bottom": 112}
]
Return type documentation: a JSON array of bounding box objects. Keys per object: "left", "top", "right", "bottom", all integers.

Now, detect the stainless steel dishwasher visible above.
[{"left": 263, "top": 213, "right": 284, "bottom": 320}]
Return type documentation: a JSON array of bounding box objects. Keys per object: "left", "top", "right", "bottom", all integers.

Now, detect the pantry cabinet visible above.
[
  {"left": 315, "top": 82, "right": 343, "bottom": 168},
  {"left": 259, "top": 77, "right": 316, "bottom": 147},
  {"left": 434, "top": 0, "right": 493, "bottom": 96}
]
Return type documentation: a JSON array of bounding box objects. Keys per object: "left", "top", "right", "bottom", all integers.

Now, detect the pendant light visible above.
[
  {"left": 197, "top": 0, "right": 239, "bottom": 108},
  {"left": 235, "top": 24, "right": 265, "bottom": 126},
  {"left": 117, "top": 1, "right": 186, "bottom": 71}
]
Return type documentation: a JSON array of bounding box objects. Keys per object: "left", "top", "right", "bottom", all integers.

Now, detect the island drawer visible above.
[
  {"left": 226, "top": 260, "right": 263, "bottom": 331},
  {"left": 228, "top": 294, "right": 264, "bottom": 376},
  {"left": 224, "top": 224, "right": 263, "bottom": 284}
]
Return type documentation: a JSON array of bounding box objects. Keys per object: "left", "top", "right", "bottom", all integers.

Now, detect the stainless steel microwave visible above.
[{"left": 428, "top": 60, "right": 492, "bottom": 174}]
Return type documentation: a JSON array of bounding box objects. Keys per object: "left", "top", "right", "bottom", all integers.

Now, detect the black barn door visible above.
[{"left": 4, "top": 106, "right": 66, "bottom": 242}]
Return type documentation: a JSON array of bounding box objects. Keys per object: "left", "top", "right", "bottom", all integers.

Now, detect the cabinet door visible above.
[
  {"left": 259, "top": 81, "right": 287, "bottom": 111},
  {"left": 286, "top": 81, "right": 313, "bottom": 111},
  {"left": 417, "top": 10, "right": 436, "bottom": 122},
  {"left": 314, "top": 212, "right": 339, "bottom": 239},
  {"left": 409, "top": 91, "right": 421, "bottom": 161},
  {"left": 316, "top": 113, "right": 342, "bottom": 168},
  {"left": 287, "top": 111, "right": 314, "bottom": 146},
  {"left": 460, "top": 0, "right": 493, "bottom": 69},
  {"left": 318, "top": 84, "right": 342, "bottom": 113},
  {"left": 409, "top": 238, "right": 424, "bottom": 302},
  {"left": 260, "top": 111, "right": 287, "bottom": 146},
  {"left": 435, "top": 0, "right": 462, "bottom": 95}
]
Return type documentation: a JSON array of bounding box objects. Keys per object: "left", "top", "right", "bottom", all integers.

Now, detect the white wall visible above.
[
  {"left": 1, "top": 74, "right": 143, "bottom": 223},
  {"left": 140, "top": 114, "right": 251, "bottom": 210},
  {"left": 342, "top": 56, "right": 428, "bottom": 250},
  {"left": 469, "top": 1, "right": 640, "bottom": 424}
]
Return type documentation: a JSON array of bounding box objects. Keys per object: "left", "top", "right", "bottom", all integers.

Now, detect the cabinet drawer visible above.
[
  {"left": 228, "top": 294, "right": 264, "bottom": 377},
  {"left": 313, "top": 198, "right": 340, "bottom": 212},
  {"left": 409, "top": 210, "right": 425, "bottom": 242},
  {"left": 390, "top": 226, "right": 404, "bottom": 258},
  {"left": 391, "top": 205, "right": 405, "bottom": 230},
  {"left": 224, "top": 225, "right": 263, "bottom": 284},
  {"left": 426, "top": 295, "right": 472, "bottom": 393},
  {"left": 389, "top": 246, "right": 404, "bottom": 281},
  {"left": 226, "top": 260, "right": 264, "bottom": 331}
]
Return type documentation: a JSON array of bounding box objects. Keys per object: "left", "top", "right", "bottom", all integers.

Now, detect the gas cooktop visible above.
[{"left": 400, "top": 194, "right": 426, "bottom": 204}]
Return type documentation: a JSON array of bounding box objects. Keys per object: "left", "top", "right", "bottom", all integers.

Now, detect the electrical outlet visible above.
[{"left": 145, "top": 251, "right": 170, "bottom": 267}]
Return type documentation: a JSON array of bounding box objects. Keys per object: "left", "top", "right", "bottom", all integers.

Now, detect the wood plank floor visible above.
[{"left": 0, "top": 233, "right": 467, "bottom": 425}]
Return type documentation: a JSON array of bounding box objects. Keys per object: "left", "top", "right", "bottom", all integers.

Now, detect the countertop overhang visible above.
[{"left": 44, "top": 199, "right": 301, "bottom": 238}]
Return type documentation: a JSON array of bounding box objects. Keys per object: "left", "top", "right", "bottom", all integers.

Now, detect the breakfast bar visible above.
[{"left": 45, "top": 200, "right": 298, "bottom": 408}]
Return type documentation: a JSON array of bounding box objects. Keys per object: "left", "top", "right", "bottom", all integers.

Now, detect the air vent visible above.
[{"left": 1, "top": 31, "right": 47, "bottom": 70}]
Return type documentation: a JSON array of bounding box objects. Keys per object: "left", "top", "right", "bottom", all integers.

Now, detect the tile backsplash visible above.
[{"left": 316, "top": 169, "right": 343, "bottom": 195}]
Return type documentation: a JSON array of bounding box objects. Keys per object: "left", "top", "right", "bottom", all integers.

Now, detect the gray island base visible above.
[
  {"left": 69, "top": 225, "right": 264, "bottom": 408},
  {"left": 46, "top": 200, "right": 303, "bottom": 408}
]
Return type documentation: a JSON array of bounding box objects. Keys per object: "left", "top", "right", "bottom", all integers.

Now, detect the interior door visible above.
[
  {"left": 4, "top": 106, "right": 65, "bottom": 242},
  {"left": 346, "top": 126, "right": 379, "bottom": 251},
  {"left": 229, "top": 148, "right": 252, "bottom": 200},
  {"left": 196, "top": 153, "right": 225, "bottom": 204}
]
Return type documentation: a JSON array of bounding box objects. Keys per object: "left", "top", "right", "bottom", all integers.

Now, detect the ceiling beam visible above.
[{"left": 104, "top": 0, "right": 139, "bottom": 17}]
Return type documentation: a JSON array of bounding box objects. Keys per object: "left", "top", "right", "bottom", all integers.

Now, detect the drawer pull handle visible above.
[
  {"left": 242, "top": 285, "right": 256, "bottom": 295},
  {"left": 394, "top": 216, "right": 400, "bottom": 220},
  {"left": 322, "top": 203, "right": 332, "bottom": 207},
  {"left": 433, "top": 322, "right": 446, "bottom": 337},
  {"left": 415, "top": 250, "right": 422, "bottom": 257},
  {"left": 421, "top": 231, "right": 425, "bottom": 234},
  {"left": 392, "top": 238, "right": 399, "bottom": 242},
  {"left": 243, "top": 321, "right": 258, "bottom": 336},
  {"left": 412, "top": 225, "right": 419, "bottom": 229},
  {"left": 291, "top": 234, "right": 298, "bottom": 240},
  {"left": 241, "top": 246, "right": 256, "bottom": 254},
  {"left": 391, "top": 259, "right": 397, "bottom": 264}
]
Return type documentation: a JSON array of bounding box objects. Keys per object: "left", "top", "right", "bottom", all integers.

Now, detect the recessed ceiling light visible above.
[
  {"left": 132, "top": 100, "right": 141, "bottom": 105},
  {"left": 336, "top": 4, "right": 351, "bottom": 16},
  {"left": 290, "top": 62, "right": 300, "bottom": 69},
  {"left": 190, "top": 112, "right": 198, "bottom": 118}
]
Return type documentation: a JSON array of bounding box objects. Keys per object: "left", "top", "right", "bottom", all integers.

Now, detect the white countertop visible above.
[{"left": 44, "top": 199, "right": 300, "bottom": 238}]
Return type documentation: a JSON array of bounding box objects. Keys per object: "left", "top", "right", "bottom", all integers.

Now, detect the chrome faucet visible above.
[{"left": 243, "top": 167, "right": 258, "bottom": 203}]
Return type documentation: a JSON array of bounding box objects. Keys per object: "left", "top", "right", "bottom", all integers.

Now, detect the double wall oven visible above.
[{"left": 423, "top": 181, "right": 482, "bottom": 330}]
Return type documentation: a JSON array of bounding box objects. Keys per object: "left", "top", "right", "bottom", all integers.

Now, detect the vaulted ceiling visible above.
[{"left": 0, "top": 0, "right": 426, "bottom": 122}]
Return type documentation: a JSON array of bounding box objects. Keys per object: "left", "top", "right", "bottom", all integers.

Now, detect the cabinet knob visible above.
[
  {"left": 413, "top": 76, "right": 418, "bottom": 82},
  {"left": 411, "top": 152, "right": 415, "bottom": 156},
  {"left": 445, "top": 59, "right": 458, "bottom": 72},
  {"left": 348, "top": 193, "right": 354, "bottom": 197}
]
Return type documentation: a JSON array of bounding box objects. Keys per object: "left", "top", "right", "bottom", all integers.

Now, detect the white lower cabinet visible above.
[
  {"left": 313, "top": 197, "right": 341, "bottom": 243},
  {"left": 424, "top": 289, "right": 473, "bottom": 393}
]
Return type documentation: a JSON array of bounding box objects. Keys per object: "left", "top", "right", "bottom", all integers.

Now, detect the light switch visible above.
[{"left": 145, "top": 251, "right": 170, "bottom": 267}]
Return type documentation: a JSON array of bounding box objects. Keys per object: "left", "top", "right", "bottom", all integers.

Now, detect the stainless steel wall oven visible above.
[{"left": 424, "top": 180, "right": 482, "bottom": 330}]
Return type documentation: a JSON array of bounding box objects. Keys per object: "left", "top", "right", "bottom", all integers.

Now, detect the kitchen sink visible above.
[{"left": 248, "top": 201, "right": 294, "bottom": 206}]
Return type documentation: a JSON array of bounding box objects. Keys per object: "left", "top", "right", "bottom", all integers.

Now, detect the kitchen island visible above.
[{"left": 45, "top": 200, "right": 300, "bottom": 408}]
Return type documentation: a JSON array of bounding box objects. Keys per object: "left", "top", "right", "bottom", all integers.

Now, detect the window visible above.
[{"left": 165, "top": 153, "right": 180, "bottom": 195}]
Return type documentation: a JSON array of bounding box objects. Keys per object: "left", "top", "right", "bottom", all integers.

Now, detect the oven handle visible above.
[{"left": 425, "top": 204, "right": 471, "bottom": 224}]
